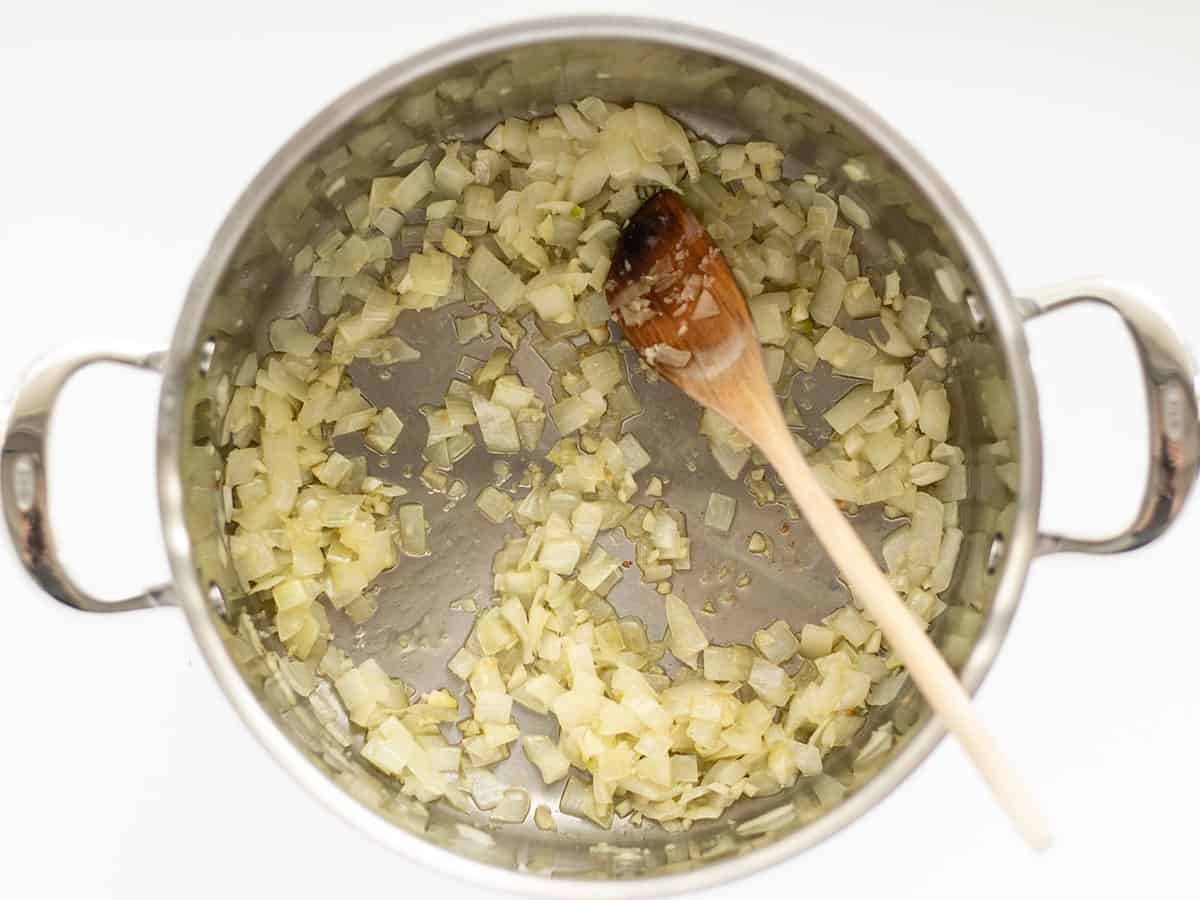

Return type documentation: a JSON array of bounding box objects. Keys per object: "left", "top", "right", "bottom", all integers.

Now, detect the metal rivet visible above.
[
  {"left": 964, "top": 291, "right": 990, "bottom": 333},
  {"left": 197, "top": 337, "right": 217, "bottom": 376},
  {"left": 1162, "top": 381, "right": 1188, "bottom": 442},
  {"left": 207, "top": 582, "right": 229, "bottom": 618},
  {"left": 986, "top": 533, "right": 1006, "bottom": 575},
  {"left": 12, "top": 454, "right": 37, "bottom": 512}
]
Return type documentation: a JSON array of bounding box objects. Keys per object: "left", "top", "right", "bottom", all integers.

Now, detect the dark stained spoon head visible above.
[{"left": 605, "top": 190, "right": 763, "bottom": 414}]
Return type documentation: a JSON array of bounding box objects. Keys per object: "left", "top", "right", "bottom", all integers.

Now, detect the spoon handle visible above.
[{"left": 751, "top": 402, "right": 1052, "bottom": 850}]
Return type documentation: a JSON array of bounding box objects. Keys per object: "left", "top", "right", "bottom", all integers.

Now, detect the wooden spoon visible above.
[{"left": 607, "top": 190, "right": 1050, "bottom": 849}]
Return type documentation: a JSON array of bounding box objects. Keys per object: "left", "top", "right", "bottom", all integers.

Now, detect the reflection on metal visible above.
[
  {"left": 207, "top": 582, "right": 229, "bottom": 619},
  {"left": 197, "top": 336, "right": 217, "bottom": 377},
  {"left": 12, "top": 454, "right": 36, "bottom": 513},
  {"left": 986, "top": 533, "right": 1006, "bottom": 576},
  {"left": 964, "top": 290, "right": 990, "bottom": 333}
]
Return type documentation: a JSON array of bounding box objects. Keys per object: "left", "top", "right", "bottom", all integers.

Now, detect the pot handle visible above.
[
  {"left": 1020, "top": 280, "right": 1200, "bottom": 555},
  {"left": 1, "top": 344, "right": 175, "bottom": 612}
]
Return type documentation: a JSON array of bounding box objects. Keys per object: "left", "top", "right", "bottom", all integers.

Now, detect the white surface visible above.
[{"left": 1, "top": 2, "right": 1197, "bottom": 897}]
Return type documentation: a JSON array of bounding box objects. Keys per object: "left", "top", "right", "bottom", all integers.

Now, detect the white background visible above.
[{"left": 1, "top": 2, "right": 1197, "bottom": 898}]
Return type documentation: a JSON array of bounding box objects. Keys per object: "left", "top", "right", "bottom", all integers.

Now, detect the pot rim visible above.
[{"left": 156, "top": 15, "right": 1043, "bottom": 898}]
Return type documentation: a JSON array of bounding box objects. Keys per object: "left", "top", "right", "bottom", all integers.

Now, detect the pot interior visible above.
[{"left": 172, "top": 29, "right": 1024, "bottom": 884}]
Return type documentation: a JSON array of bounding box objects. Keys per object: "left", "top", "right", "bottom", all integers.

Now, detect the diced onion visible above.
[
  {"left": 226, "top": 99, "right": 971, "bottom": 836},
  {"left": 753, "top": 620, "right": 798, "bottom": 664},
  {"left": 521, "top": 735, "right": 571, "bottom": 783},
  {"left": 466, "top": 247, "right": 524, "bottom": 312},
  {"left": 534, "top": 805, "right": 557, "bottom": 831},
  {"left": 491, "top": 787, "right": 531, "bottom": 824},
  {"left": 703, "top": 492, "right": 736, "bottom": 534},
  {"left": 664, "top": 594, "right": 708, "bottom": 668},
  {"left": 475, "top": 486, "right": 515, "bottom": 524}
]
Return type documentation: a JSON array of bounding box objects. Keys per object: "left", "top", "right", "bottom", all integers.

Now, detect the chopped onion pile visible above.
[
  {"left": 223, "top": 319, "right": 419, "bottom": 658},
  {"left": 216, "top": 98, "right": 970, "bottom": 833}
]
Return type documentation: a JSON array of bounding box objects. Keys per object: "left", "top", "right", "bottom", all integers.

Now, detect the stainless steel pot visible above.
[{"left": 3, "top": 16, "right": 1197, "bottom": 898}]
